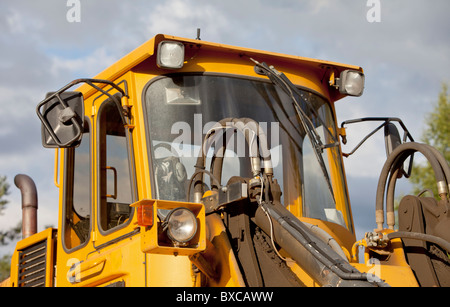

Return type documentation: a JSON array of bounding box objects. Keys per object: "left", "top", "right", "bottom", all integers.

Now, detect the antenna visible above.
[{"left": 196, "top": 28, "right": 201, "bottom": 40}]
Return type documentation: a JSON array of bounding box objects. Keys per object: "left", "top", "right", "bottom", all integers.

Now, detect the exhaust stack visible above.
[{"left": 14, "top": 174, "right": 38, "bottom": 239}]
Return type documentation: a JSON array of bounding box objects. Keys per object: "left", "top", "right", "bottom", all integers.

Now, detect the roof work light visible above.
[
  {"left": 157, "top": 41, "right": 185, "bottom": 69},
  {"left": 336, "top": 70, "right": 365, "bottom": 97}
]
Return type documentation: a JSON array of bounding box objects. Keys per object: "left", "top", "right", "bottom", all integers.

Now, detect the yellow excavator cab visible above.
[{"left": 3, "top": 34, "right": 449, "bottom": 287}]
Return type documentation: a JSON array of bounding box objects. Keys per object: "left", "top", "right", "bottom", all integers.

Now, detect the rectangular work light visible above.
[
  {"left": 337, "top": 70, "right": 365, "bottom": 97},
  {"left": 157, "top": 41, "right": 185, "bottom": 69}
]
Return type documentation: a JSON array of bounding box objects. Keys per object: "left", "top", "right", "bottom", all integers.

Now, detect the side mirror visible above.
[
  {"left": 36, "top": 78, "right": 128, "bottom": 148},
  {"left": 384, "top": 122, "right": 401, "bottom": 157},
  {"left": 37, "top": 91, "right": 84, "bottom": 148},
  {"left": 384, "top": 122, "right": 414, "bottom": 178}
]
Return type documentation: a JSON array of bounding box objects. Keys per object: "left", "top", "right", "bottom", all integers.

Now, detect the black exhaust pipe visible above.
[{"left": 14, "top": 174, "right": 38, "bottom": 239}]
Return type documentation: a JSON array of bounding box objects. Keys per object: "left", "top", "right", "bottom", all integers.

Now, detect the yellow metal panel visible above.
[
  {"left": 57, "top": 230, "right": 145, "bottom": 287},
  {"left": 352, "top": 263, "right": 419, "bottom": 287},
  {"left": 158, "top": 34, "right": 362, "bottom": 74},
  {"left": 9, "top": 228, "right": 56, "bottom": 287},
  {"left": 77, "top": 36, "right": 158, "bottom": 98},
  {"left": 147, "top": 253, "right": 194, "bottom": 287},
  {"left": 300, "top": 217, "right": 355, "bottom": 257},
  {"left": 132, "top": 199, "right": 206, "bottom": 256},
  {"left": 75, "top": 34, "right": 362, "bottom": 103},
  {"left": 202, "top": 214, "right": 246, "bottom": 287}
]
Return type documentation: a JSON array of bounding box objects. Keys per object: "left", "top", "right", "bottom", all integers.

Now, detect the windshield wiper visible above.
[{"left": 251, "top": 58, "right": 336, "bottom": 203}]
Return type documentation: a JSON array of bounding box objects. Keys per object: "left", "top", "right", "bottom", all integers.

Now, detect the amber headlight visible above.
[
  {"left": 157, "top": 41, "right": 185, "bottom": 69},
  {"left": 164, "top": 207, "right": 198, "bottom": 245}
]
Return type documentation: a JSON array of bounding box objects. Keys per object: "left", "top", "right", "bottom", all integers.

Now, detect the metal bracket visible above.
[{"left": 202, "top": 182, "right": 248, "bottom": 213}]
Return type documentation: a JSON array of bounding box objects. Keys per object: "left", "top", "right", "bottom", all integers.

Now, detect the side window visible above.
[
  {"left": 98, "top": 98, "right": 134, "bottom": 232},
  {"left": 64, "top": 120, "right": 91, "bottom": 250}
]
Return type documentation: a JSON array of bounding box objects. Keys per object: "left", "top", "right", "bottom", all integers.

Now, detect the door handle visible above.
[
  {"left": 68, "top": 256, "right": 106, "bottom": 283},
  {"left": 106, "top": 166, "right": 117, "bottom": 199}
]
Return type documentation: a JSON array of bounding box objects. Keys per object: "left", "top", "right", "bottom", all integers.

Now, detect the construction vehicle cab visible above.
[{"left": 3, "top": 34, "right": 450, "bottom": 287}]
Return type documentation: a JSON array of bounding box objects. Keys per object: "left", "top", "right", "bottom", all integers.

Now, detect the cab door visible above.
[
  {"left": 62, "top": 81, "right": 145, "bottom": 287},
  {"left": 84, "top": 88, "right": 145, "bottom": 287}
]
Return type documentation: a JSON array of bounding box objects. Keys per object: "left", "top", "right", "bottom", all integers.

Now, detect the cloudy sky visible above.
[{"left": 1, "top": 0, "right": 449, "bottom": 254}]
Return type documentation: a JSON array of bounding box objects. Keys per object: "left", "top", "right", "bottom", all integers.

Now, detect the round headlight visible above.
[{"left": 165, "top": 208, "right": 198, "bottom": 244}]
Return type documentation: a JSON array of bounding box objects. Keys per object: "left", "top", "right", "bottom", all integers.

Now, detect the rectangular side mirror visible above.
[
  {"left": 384, "top": 122, "right": 401, "bottom": 157},
  {"left": 384, "top": 122, "right": 414, "bottom": 178},
  {"left": 37, "top": 91, "right": 85, "bottom": 148}
]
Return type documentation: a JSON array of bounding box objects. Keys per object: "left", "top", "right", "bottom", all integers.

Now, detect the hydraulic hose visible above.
[
  {"left": 423, "top": 144, "right": 450, "bottom": 194},
  {"left": 254, "top": 200, "right": 389, "bottom": 287},
  {"left": 302, "top": 221, "right": 348, "bottom": 260},
  {"left": 385, "top": 144, "right": 450, "bottom": 229},
  {"left": 376, "top": 142, "right": 448, "bottom": 230},
  {"left": 192, "top": 117, "right": 273, "bottom": 201},
  {"left": 386, "top": 167, "right": 401, "bottom": 229},
  {"left": 386, "top": 231, "right": 450, "bottom": 254},
  {"left": 193, "top": 117, "right": 232, "bottom": 201}
]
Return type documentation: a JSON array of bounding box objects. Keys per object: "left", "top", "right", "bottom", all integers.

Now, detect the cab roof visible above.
[{"left": 78, "top": 34, "right": 363, "bottom": 101}]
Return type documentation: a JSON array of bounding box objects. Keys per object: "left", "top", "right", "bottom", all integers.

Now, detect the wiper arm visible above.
[
  {"left": 251, "top": 58, "right": 336, "bottom": 203},
  {"left": 253, "top": 60, "right": 339, "bottom": 149}
]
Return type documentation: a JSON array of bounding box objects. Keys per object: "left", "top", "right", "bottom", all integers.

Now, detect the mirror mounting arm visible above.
[
  {"left": 340, "top": 117, "right": 415, "bottom": 157},
  {"left": 37, "top": 78, "right": 127, "bottom": 148}
]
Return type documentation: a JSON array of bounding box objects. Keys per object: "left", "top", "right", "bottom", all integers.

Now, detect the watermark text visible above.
[
  {"left": 168, "top": 114, "right": 280, "bottom": 167},
  {"left": 66, "top": 0, "right": 81, "bottom": 23},
  {"left": 366, "top": 0, "right": 381, "bottom": 23},
  {"left": 176, "top": 290, "right": 274, "bottom": 304}
]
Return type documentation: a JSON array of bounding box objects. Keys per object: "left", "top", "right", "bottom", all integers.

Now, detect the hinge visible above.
[
  {"left": 124, "top": 124, "right": 135, "bottom": 131},
  {"left": 122, "top": 105, "right": 132, "bottom": 119},
  {"left": 337, "top": 127, "right": 347, "bottom": 144}
]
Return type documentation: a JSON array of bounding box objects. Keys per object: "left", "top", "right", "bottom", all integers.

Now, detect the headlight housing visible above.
[
  {"left": 131, "top": 199, "right": 205, "bottom": 255},
  {"left": 337, "top": 70, "right": 365, "bottom": 97},
  {"left": 157, "top": 41, "right": 185, "bottom": 69},
  {"left": 164, "top": 207, "right": 198, "bottom": 245}
]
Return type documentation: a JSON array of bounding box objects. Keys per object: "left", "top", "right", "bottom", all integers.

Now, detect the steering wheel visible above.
[{"left": 153, "top": 142, "right": 188, "bottom": 202}]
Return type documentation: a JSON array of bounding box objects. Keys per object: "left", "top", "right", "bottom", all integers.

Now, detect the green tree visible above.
[
  {"left": 409, "top": 84, "right": 450, "bottom": 198},
  {"left": 0, "top": 176, "right": 12, "bottom": 280},
  {"left": 0, "top": 176, "right": 9, "bottom": 215},
  {"left": 0, "top": 254, "right": 11, "bottom": 281},
  {"left": 0, "top": 176, "right": 21, "bottom": 245}
]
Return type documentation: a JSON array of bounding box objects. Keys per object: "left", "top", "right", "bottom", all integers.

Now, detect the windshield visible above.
[{"left": 144, "top": 74, "right": 350, "bottom": 228}]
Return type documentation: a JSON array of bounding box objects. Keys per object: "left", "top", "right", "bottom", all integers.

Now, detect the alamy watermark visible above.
[
  {"left": 66, "top": 0, "right": 81, "bottom": 23},
  {"left": 366, "top": 258, "right": 383, "bottom": 283},
  {"left": 65, "top": 1, "right": 380, "bottom": 24},
  {"left": 366, "top": 0, "right": 381, "bottom": 23},
  {"left": 66, "top": 258, "right": 81, "bottom": 283},
  {"left": 168, "top": 115, "right": 280, "bottom": 166}
]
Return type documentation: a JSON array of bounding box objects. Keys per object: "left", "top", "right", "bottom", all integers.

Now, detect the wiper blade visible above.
[
  {"left": 251, "top": 58, "right": 336, "bottom": 203},
  {"left": 253, "top": 60, "right": 339, "bottom": 149}
]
